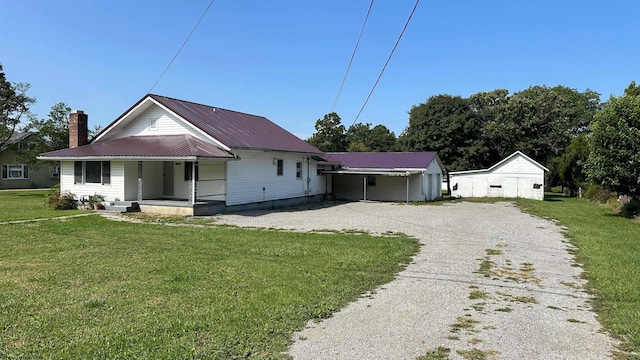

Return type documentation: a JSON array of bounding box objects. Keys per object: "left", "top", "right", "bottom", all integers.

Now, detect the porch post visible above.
[
  {"left": 363, "top": 176, "right": 367, "bottom": 202},
  {"left": 137, "top": 161, "right": 143, "bottom": 202},
  {"left": 191, "top": 161, "right": 197, "bottom": 205}
]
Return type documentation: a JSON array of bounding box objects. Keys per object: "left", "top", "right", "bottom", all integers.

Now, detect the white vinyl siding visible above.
[
  {"left": 115, "top": 106, "right": 212, "bottom": 142},
  {"left": 226, "top": 150, "right": 325, "bottom": 206},
  {"left": 60, "top": 161, "right": 125, "bottom": 201}
]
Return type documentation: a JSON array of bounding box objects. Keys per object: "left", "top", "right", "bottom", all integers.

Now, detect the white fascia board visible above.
[
  {"left": 148, "top": 98, "right": 232, "bottom": 152},
  {"left": 37, "top": 156, "right": 210, "bottom": 162}
]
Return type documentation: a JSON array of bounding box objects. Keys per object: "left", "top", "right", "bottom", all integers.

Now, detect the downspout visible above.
[{"left": 306, "top": 157, "right": 310, "bottom": 196}]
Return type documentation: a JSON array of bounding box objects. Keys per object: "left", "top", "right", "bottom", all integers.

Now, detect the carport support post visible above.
[
  {"left": 363, "top": 176, "right": 367, "bottom": 202},
  {"left": 137, "top": 161, "right": 143, "bottom": 202},
  {"left": 406, "top": 174, "right": 409, "bottom": 204}
]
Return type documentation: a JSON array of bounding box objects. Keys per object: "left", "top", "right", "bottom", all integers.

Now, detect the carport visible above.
[{"left": 323, "top": 169, "right": 422, "bottom": 204}]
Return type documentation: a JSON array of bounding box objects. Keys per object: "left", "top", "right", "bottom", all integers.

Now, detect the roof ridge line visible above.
[{"left": 150, "top": 94, "right": 266, "bottom": 119}]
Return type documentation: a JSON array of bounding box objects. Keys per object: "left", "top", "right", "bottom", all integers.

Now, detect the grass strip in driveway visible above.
[
  {"left": 516, "top": 195, "right": 640, "bottom": 358},
  {"left": 0, "top": 215, "right": 418, "bottom": 359}
]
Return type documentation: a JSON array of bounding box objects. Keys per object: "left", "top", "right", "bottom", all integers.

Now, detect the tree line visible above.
[
  {"left": 307, "top": 83, "right": 640, "bottom": 198},
  {"left": 1, "top": 64, "right": 100, "bottom": 168}
]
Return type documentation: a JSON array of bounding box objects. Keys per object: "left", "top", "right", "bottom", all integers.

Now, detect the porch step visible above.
[{"left": 103, "top": 201, "right": 140, "bottom": 213}]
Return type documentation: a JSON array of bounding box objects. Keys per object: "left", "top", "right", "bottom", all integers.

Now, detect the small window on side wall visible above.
[
  {"left": 533, "top": 183, "right": 542, "bottom": 189},
  {"left": 367, "top": 175, "right": 376, "bottom": 186},
  {"left": 276, "top": 159, "right": 283, "bottom": 176},
  {"left": 296, "top": 162, "right": 302, "bottom": 179}
]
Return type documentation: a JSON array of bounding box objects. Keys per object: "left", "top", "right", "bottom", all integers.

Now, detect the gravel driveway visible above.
[{"left": 215, "top": 201, "right": 617, "bottom": 359}]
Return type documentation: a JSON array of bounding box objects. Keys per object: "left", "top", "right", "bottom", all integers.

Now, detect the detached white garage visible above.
[{"left": 449, "top": 151, "right": 548, "bottom": 200}]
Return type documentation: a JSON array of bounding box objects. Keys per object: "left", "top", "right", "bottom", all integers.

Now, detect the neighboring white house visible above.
[
  {"left": 449, "top": 151, "right": 548, "bottom": 200},
  {"left": 324, "top": 152, "right": 445, "bottom": 203},
  {"left": 39, "top": 94, "right": 328, "bottom": 215}
]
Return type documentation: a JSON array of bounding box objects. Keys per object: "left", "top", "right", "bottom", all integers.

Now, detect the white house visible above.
[
  {"left": 449, "top": 151, "right": 548, "bottom": 200},
  {"left": 39, "top": 94, "right": 328, "bottom": 215},
  {"left": 323, "top": 152, "right": 445, "bottom": 203}
]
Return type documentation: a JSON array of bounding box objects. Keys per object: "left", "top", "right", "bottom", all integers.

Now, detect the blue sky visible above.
[{"left": 1, "top": 0, "right": 638, "bottom": 139}]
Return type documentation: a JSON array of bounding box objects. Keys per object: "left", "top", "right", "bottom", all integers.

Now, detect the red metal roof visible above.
[
  {"left": 39, "top": 135, "right": 235, "bottom": 159},
  {"left": 148, "top": 94, "right": 322, "bottom": 154},
  {"left": 326, "top": 152, "right": 439, "bottom": 169}
]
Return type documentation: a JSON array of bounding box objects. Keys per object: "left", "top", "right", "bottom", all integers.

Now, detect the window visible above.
[
  {"left": 533, "top": 183, "right": 542, "bottom": 189},
  {"left": 1, "top": 164, "right": 28, "bottom": 179},
  {"left": 85, "top": 161, "right": 102, "bottom": 183},
  {"left": 489, "top": 185, "right": 502, "bottom": 188},
  {"left": 184, "top": 162, "right": 199, "bottom": 181},
  {"left": 317, "top": 166, "right": 323, "bottom": 176},
  {"left": 148, "top": 118, "right": 158, "bottom": 130},
  {"left": 296, "top": 162, "right": 302, "bottom": 179},
  {"left": 74, "top": 161, "right": 83, "bottom": 184},
  {"left": 276, "top": 159, "right": 283, "bottom": 176},
  {"left": 367, "top": 175, "right": 376, "bottom": 186},
  {"left": 74, "top": 161, "right": 111, "bottom": 184},
  {"left": 101, "top": 161, "right": 111, "bottom": 184}
]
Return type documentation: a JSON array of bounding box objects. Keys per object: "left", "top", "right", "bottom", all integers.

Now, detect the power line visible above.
[
  {"left": 148, "top": 0, "right": 216, "bottom": 94},
  {"left": 330, "top": 0, "right": 375, "bottom": 113},
  {"left": 351, "top": 0, "right": 419, "bottom": 127}
]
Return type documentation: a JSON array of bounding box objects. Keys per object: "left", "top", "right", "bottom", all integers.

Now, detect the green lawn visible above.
[
  {"left": 0, "top": 191, "right": 419, "bottom": 359},
  {"left": 0, "top": 189, "right": 84, "bottom": 222},
  {"left": 515, "top": 195, "right": 640, "bottom": 357}
]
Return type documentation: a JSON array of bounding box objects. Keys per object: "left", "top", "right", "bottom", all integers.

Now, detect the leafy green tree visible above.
[
  {"left": 17, "top": 102, "right": 71, "bottom": 168},
  {"left": 558, "top": 135, "right": 589, "bottom": 188},
  {"left": 468, "top": 89, "right": 511, "bottom": 164},
  {"left": 345, "top": 123, "right": 371, "bottom": 150},
  {"left": 306, "top": 112, "right": 347, "bottom": 152},
  {"left": 345, "top": 122, "right": 397, "bottom": 152},
  {"left": 400, "top": 94, "right": 487, "bottom": 171},
  {"left": 368, "top": 124, "right": 396, "bottom": 152},
  {"left": 0, "top": 64, "right": 36, "bottom": 148},
  {"left": 586, "top": 85, "right": 640, "bottom": 198}
]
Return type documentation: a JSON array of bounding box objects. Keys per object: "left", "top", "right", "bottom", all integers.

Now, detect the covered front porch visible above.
[{"left": 125, "top": 159, "right": 229, "bottom": 215}]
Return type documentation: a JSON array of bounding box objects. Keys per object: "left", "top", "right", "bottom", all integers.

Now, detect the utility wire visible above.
[
  {"left": 148, "top": 0, "right": 216, "bottom": 94},
  {"left": 351, "top": 0, "right": 419, "bottom": 126},
  {"left": 330, "top": 0, "right": 375, "bottom": 113}
]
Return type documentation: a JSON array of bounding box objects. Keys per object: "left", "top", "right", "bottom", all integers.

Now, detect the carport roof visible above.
[{"left": 325, "top": 152, "right": 439, "bottom": 169}]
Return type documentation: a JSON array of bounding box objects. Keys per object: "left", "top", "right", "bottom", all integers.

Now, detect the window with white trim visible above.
[
  {"left": 1, "top": 164, "right": 28, "bottom": 179},
  {"left": 276, "top": 159, "right": 283, "bottom": 176},
  {"left": 296, "top": 162, "right": 302, "bottom": 179},
  {"left": 73, "top": 161, "right": 111, "bottom": 184}
]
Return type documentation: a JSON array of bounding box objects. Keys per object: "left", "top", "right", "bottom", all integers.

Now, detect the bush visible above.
[
  {"left": 584, "top": 184, "right": 617, "bottom": 204},
  {"left": 45, "top": 184, "right": 78, "bottom": 210}
]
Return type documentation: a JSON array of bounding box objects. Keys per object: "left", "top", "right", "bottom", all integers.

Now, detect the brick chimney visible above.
[{"left": 69, "top": 110, "right": 88, "bottom": 148}]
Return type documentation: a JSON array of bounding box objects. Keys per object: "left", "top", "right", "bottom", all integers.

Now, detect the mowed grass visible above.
[
  {"left": 0, "top": 189, "right": 84, "bottom": 222},
  {"left": 0, "top": 192, "right": 419, "bottom": 359},
  {"left": 516, "top": 195, "right": 640, "bottom": 356}
]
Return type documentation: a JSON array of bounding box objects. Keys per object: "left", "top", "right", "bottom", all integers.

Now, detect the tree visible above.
[
  {"left": 585, "top": 84, "right": 640, "bottom": 198},
  {"left": 345, "top": 123, "right": 371, "bottom": 151},
  {"left": 558, "top": 135, "right": 589, "bottom": 189},
  {"left": 306, "top": 112, "right": 347, "bottom": 152},
  {"left": 368, "top": 125, "right": 397, "bottom": 152},
  {"left": 345, "top": 122, "right": 397, "bottom": 152},
  {"left": 17, "top": 102, "right": 72, "bottom": 167},
  {"left": 0, "top": 64, "right": 36, "bottom": 148},
  {"left": 399, "top": 94, "right": 487, "bottom": 171}
]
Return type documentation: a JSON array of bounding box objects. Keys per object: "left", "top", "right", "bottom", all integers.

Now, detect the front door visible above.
[{"left": 163, "top": 161, "right": 174, "bottom": 197}]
